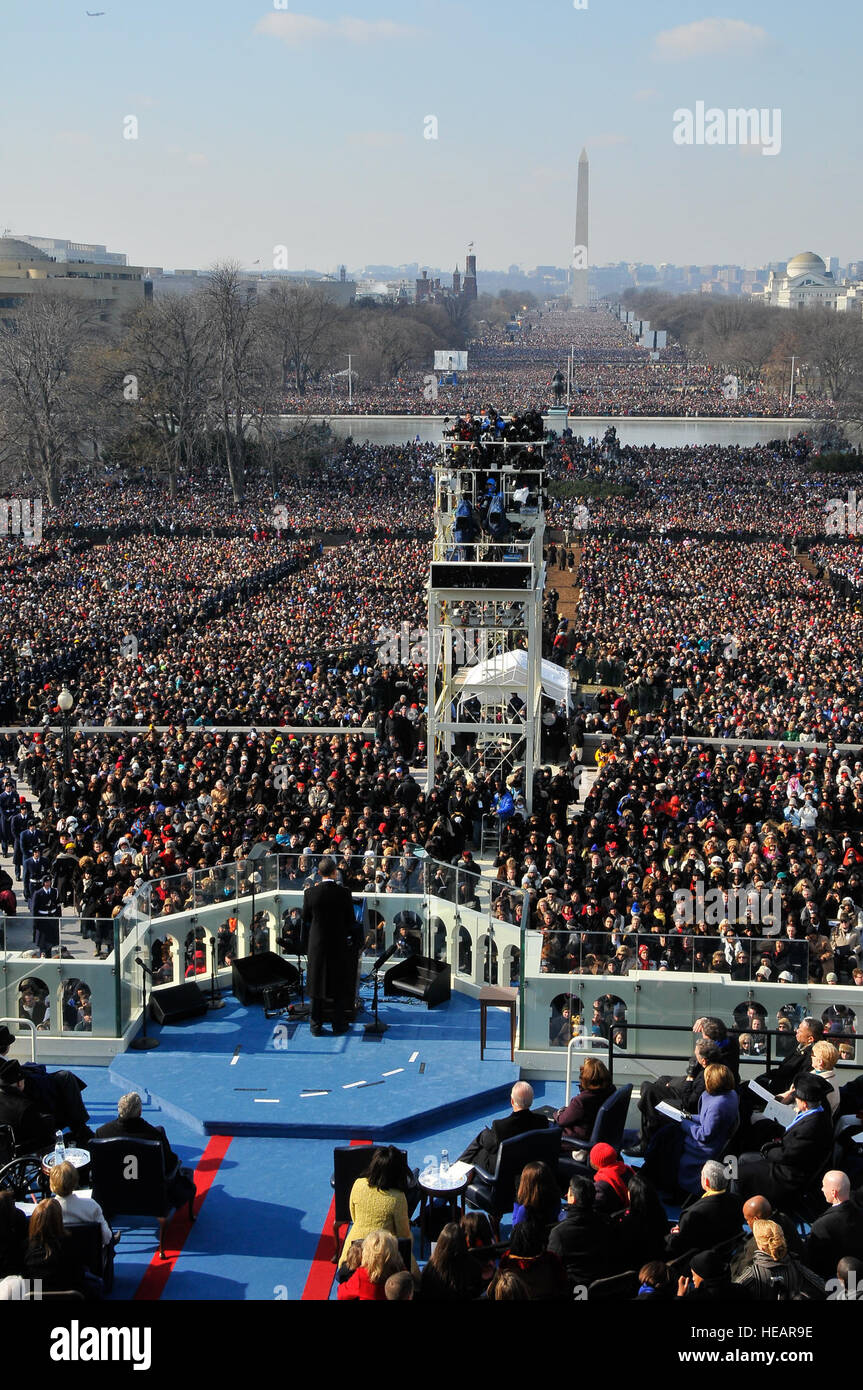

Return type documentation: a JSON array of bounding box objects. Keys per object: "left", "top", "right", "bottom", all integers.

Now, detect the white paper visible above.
[
  {"left": 656, "top": 1100, "right": 684, "bottom": 1122},
  {"left": 749, "top": 1078, "right": 795, "bottom": 1128}
]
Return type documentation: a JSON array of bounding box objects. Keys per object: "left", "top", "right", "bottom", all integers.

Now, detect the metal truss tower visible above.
[{"left": 426, "top": 437, "right": 547, "bottom": 811}]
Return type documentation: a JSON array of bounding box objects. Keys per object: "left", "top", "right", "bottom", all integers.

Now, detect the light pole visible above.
[{"left": 57, "top": 686, "right": 74, "bottom": 774}]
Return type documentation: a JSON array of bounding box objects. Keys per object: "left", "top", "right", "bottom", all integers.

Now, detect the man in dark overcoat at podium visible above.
[{"left": 301, "top": 856, "right": 362, "bottom": 1036}]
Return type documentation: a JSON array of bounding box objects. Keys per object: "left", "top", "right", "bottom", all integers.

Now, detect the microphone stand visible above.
[
  {"left": 364, "top": 964, "right": 388, "bottom": 1036},
  {"left": 208, "top": 937, "right": 225, "bottom": 1011},
  {"left": 129, "top": 957, "right": 160, "bottom": 1050}
]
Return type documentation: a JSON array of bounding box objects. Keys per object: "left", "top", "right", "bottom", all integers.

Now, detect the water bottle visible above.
[
  {"left": 53, "top": 1130, "right": 65, "bottom": 1166},
  {"left": 422, "top": 1153, "right": 438, "bottom": 1183},
  {"left": 440, "top": 1148, "right": 449, "bottom": 1177}
]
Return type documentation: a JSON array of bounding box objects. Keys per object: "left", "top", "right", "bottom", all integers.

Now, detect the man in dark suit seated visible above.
[
  {"left": 730, "top": 1194, "right": 801, "bottom": 1278},
  {"left": 0, "top": 1057, "right": 58, "bottom": 1154},
  {"left": 735, "top": 1073, "right": 834, "bottom": 1206},
  {"left": 804, "top": 1171, "right": 863, "bottom": 1280},
  {"left": 736, "top": 1017, "right": 823, "bottom": 1142},
  {"left": 0, "top": 1024, "right": 92, "bottom": 1143},
  {"left": 94, "top": 1092, "right": 196, "bottom": 1211},
  {"left": 665, "top": 1160, "right": 742, "bottom": 1258},
  {"left": 458, "top": 1081, "right": 549, "bottom": 1172},
  {"left": 548, "top": 1174, "right": 609, "bottom": 1289}
]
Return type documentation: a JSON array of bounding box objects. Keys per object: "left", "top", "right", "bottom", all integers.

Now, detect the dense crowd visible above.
[{"left": 277, "top": 308, "right": 834, "bottom": 419}]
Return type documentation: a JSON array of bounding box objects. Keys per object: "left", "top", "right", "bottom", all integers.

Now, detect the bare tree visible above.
[
  {"left": 121, "top": 294, "right": 210, "bottom": 496},
  {"left": 202, "top": 263, "right": 261, "bottom": 502},
  {"left": 799, "top": 309, "right": 863, "bottom": 407},
  {"left": 0, "top": 291, "right": 94, "bottom": 505},
  {"left": 258, "top": 282, "right": 340, "bottom": 394}
]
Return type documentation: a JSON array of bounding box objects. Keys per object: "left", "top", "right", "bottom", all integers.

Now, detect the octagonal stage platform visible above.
[{"left": 109, "top": 985, "right": 520, "bottom": 1140}]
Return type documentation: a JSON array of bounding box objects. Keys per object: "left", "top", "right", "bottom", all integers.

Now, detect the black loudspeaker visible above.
[
  {"left": 384, "top": 956, "right": 451, "bottom": 1009},
  {"left": 231, "top": 952, "right": 300, "bottom": 1006},
  {"left": 149, "top": 982, "right": 208, "bottom": 1025}
]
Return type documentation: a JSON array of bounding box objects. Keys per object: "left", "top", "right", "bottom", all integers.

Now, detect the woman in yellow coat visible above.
[{"left": 339, "top": 1147, "right": 418, "bottom": 1276}]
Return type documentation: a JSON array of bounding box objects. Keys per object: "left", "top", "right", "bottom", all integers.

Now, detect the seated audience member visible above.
[
  {"left": 512, "top": 1160, "right": 563, "bottom": 1227},
  {"left": 733, "top": 1219, "right": 824, "bottom": 1301},
  {"left": 94, "top": 1091, "right": 196, "bottom": 1212},
  {"left": 23, "top": 1199, "right": 99, "bottom": 1298},
  {"left": 461, "top": 1212, "right": 498, "bottom": 1291},
  {"left": 419, "top": 1222, "right": 483, "bottom": 1301},
  {"left": 832, "top": 1255, "right": 863, "bottom": 1300},
  {"left": 677, "top": 1064, "right": 740, "bottom": 1195},
  {"left": 547, "top": 1174, "right": 608, "bottom": 1289},
  {"left": 737, "top": 1017, "right": 823, "bottom": 1136},
  {"left": 458, "top": 1081, "right": 549, "bottom": 1172},
  {"left": 338, "top": 1146, "right": 416, "bottom": 1273},
  {"left": 0, "top": 1058, "right": 57, "bottom": 1154},
  {"left": 0, "top": 1025, "right": 91, "bottom": 1143},
  {"left": 338, "top": 1229, "right": 403, "bottom": 1301},
  {"left": 613, "top": 1170, "right": 669, "bottom": 1270},
  {"left": 487, "top": 1268, "right": 531, "bottom": 1300},
  {"left": 384, "top": 1270, "right": 414, "bottom": 1301},
  {"left": 590, "top": 1142, "right": 634, "bottom": 1216},
  {"left": 552, "top": 1057, "right": 614, "bottom": 1144},
  {"left": 493, "top": 1215, "right": 568, "bottom": 1300},
  {"left": 735, "top": 1073, "right": 834, "bottom": 1205},
  {"left": 0, "top": 1190, "right": 28, "bottom": 1277},
  {"left": 730, "top": 1195, "right": 802, "bottom": 1277},
  {"left": 810, "top": 1041, "right": 841, "bottom": 1115},
  {"left": 629, "top": 1039, "right": 720, "bottom": 1156},
  {"left": 49, "top": 1161, "right": 114, "bottom": 1248},
  {"left": 665, "top": 1160, "right": 741, "bottom": 1258},
  {"left": 637, "top": 1260, "right": 672, "bottom": 1299},
  {"left": 804, "top": 1171, "right": 863, "bottom": 1279},
  {"left": 677, "top": 1249, "right": 742, "bottom": 1301}
]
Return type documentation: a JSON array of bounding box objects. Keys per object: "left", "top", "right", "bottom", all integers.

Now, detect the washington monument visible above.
[{"left": 571, "top": 146, "right": 589, "bottom": 306}]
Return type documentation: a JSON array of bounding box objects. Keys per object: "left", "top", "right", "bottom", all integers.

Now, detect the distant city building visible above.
[
  {"left": 0, "top": 237, "right": 147, "bottom": 329},
  {"left": 755, "top": 251, "right": 839, "bottom": 309},
  {"left": 13, "top": 234, "right": 127, "bottom": 266},
  {"left": 414, "top": 247, "right": 477, "bottom": 306}
]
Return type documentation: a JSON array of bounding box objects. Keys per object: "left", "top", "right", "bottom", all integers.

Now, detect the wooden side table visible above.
[{"left": 479, "top": 985, "right": 518, "bottom": 1061}]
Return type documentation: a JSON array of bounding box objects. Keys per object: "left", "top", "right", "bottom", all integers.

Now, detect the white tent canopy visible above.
[{"left": 453, "top": 650, "right": 571, "bottom": 706}]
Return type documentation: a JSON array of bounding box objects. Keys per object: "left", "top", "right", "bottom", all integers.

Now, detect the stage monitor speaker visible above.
[
  {"left": 384, "top": 956, "right": 451, "bottom": 1009},
  {"left": 231, "top": 951, "right": 300, "bottom": 1006},
  {"left": 149, "top": 982, "right": 208, "bottom": 1025}
]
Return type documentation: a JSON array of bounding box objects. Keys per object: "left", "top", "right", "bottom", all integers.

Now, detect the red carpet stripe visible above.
[
  {"left": 301, "top": 1139, "right": 371, "bottom": 1301},
  {"left": 133, "top": 1134, "right": 232, "bottom": 1301}
]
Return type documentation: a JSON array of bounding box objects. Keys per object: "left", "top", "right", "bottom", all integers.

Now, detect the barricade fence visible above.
[{"left": 2, "top": 849, "right": 860, "bottom": 1068}]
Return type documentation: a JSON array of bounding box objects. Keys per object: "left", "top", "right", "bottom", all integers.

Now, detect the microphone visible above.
[{"left": 134, "top": 956, "right": 153, "bottom": 976}]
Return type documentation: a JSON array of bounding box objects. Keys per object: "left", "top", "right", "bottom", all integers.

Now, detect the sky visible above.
[{"left": 2, "top": 0, "right": 860, "bottom": 275}]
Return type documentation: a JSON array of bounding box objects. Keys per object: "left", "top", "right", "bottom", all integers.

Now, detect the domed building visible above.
[{"left": 759, "top": 251, "right": 839, "bottom": 309}]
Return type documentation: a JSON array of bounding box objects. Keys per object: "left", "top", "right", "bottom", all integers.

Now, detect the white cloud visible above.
[
  {"left": 588, "top": 133, "right": 627, "bottom": 148},
  {"left": 633, "top": 88, "right": 659, "bottom": 101},
  {"left": 653, "top": 18, "right": 768, "bottom": 61},
  {"left": 255, "top": 13, "right": 422, "bottom": 45}
]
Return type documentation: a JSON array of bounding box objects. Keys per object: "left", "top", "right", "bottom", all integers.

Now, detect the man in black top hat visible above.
[
  {"left": 0, "top": 1057, "right": 58, "bottom": 1153},
  {"left": 735, "top": 1073, "right": 834, "bottom": 1206},
  {"left": 0, "top": 1024, "right": 92, "bottom": 1143}
]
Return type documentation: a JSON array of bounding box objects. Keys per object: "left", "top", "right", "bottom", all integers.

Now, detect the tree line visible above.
[
  {"left": 0, "top": 266, "right": 531, "bottom": 505},
  {"left": 620, "top": 289, "right": 863, "bottom": 423}
]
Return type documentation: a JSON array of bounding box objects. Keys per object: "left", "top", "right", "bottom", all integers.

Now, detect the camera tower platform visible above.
[{"left": 426, "top": 436, "right": 547, "bottom": 812}]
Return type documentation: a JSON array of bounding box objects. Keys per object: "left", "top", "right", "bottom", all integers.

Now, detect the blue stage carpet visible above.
[{"left": 110, "top": 989, "right": 520, "bottom": 1138}]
